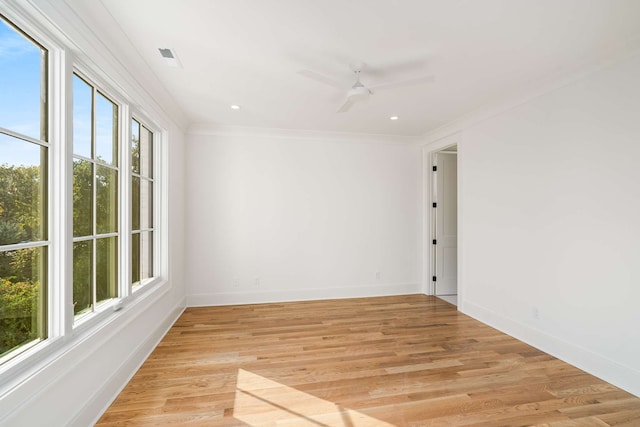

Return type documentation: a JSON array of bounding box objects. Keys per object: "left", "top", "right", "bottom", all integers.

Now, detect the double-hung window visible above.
[
  {"left": 0, "top": 15, "right": 48, "bottom": 360},
  {"left": 0, "top": 8, "right": 163, "bottom": 369},
  {"left": 131, "top": 119, "right": 154, "bottom": 287},
  {"left": 72, "top": 74, "right": 119, "bottom": 317}
]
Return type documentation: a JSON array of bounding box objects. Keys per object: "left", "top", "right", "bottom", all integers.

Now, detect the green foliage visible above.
[
  {"left": 0, "top": 163, "right": 44, "bottom": 355},
  {"left": 1, "top": 146, "right": 124, "bottom": 355},
  {"left": 0, "top": 278, "right": 38, "bottom": 355},
  {"left": 0, "top": 164, "right": 43, "bottom": 245},
  {"left": 72, "top": 159, "right": 92, "bottom": 237}
]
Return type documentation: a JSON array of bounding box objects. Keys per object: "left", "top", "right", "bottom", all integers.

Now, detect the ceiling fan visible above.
[{"left": 298, "top": 63, "right": 435, "bottom": 113}]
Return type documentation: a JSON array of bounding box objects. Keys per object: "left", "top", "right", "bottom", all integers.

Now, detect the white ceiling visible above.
[{"left": 80, "top": 0, "right": 640, "bottom": 137}]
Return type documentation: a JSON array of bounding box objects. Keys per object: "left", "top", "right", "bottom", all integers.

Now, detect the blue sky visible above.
[
  {"left": 0, "top": 17, "right": 45, "bottom": 167},
  {"left": 1, "top": 17, "right": 122, "bottom": 169}
]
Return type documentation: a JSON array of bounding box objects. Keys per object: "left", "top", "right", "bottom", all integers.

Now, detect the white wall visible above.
[
  {"left": 440, "top": 53, "right": 640, "bottom": 395},
  {"left": 186, "top": 130, "right": 422, "bottom": 305}
]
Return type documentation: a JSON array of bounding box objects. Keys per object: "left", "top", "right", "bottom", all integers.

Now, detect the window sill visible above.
[{"left": 0, "top": 277, "right": 169, "bottom": 401}]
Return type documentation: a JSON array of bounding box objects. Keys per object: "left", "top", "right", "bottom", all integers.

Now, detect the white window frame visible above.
[
  {"left": 129, "top": 114, "right": 162, "bottom": 293},
  {"left": 0, "top": 5, "right": 64, "bottom": 372},
  {"left": 70, "top": 69, "right": 124, "bottom": 325}
]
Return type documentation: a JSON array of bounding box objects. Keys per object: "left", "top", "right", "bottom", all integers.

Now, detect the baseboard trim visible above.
[
  {"left": 187, "top": 282, "right": 421, "bottom": 307},
  {"left": 71, "top": 299, "right": 186, "bottom": 427},
  {"left": 462, "top": 300, "right": 640, "bottom": 398}
]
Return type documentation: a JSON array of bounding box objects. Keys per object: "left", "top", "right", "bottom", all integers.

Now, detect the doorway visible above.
[{"left": 431, "top": 145, "right": 458, "bottom": 305}]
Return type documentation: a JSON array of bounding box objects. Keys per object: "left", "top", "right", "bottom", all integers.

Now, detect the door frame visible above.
[{"left": 422, "top": 134, "right": 462, "bottom": 306}]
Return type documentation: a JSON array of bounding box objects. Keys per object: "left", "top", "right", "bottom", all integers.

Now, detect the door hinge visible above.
[
  {"left": 432, "top": 276, "right": 437, "bottom": 282},
  {"left": 432, "top": 202, "right": 437, "bottom": 208},
  {"left": 432, "top": 239, "right": 437, "bottom": 245},
  {"left": 432, "top": 165, "right": 437, "bottom": 172}
]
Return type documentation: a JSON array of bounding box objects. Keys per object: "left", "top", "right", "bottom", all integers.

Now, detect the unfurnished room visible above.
[{"left": 0, "top": 0, "right": 639, "bottom": 425}]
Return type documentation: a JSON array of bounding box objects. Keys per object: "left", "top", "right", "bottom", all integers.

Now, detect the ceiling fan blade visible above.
[
  {"left": 337, "top": 98, "right": 355, "bottom": 113},
  {"left": 369, "top": 75, "right": 435, "bottom": 91},
  {"left": 297, "top": 70, "right": 344, "bottom": 90},
  {"left": 365, "top": 58, "right": 429, "bottom": 78}
]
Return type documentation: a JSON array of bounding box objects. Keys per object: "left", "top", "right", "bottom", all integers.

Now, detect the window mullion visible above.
[
  {"left": 120, "top": 105, "right": 131, "bottom": 298},
  {"left": 91, "top": 86, "right": 97, "bottom": 312},
  {"left": 61, "top": 50, "right": 74, "bottom": 336}
]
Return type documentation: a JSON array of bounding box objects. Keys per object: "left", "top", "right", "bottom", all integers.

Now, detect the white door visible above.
[{"left": 434, "top": 152, "right": 457, "bottom": 295}]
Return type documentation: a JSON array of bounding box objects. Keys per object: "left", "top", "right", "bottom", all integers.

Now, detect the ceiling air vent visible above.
[{"left": 158, "top": 48, "right": 182, "bottom": 68}]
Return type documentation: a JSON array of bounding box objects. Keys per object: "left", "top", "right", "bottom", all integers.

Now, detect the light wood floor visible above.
[{"left": 97, "top": 295, "right": 640, "bottom": 426}]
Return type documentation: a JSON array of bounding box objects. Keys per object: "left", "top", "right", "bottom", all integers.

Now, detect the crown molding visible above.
[
  {"left": 188, "top": 124, "right": 421, "bottom": 145},
  {"left": 419, "top": 36, "right": 640, "bottom": 147},
  {"left": 18, "top": 0, "right": 188, "bottom": 132}
]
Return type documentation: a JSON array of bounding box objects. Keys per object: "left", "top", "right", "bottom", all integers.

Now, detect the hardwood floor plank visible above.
[{"left": 96, "top": 295, "right": 640, "bottom": 426}]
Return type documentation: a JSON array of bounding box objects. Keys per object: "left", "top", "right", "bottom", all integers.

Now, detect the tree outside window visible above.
[
  {"left": 72, "top": 74, "right": 119, "bottom": 317},
  {"left": 0, "top": 15, "right": 48, "bottom": 358}
]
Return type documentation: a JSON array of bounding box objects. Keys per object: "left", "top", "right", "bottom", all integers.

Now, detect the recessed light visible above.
[
  {"left": 390, "top": 116, "right": 399, "bottom": 121},
  {"left": 230, "top": 105, "right": 241, "bottom": 110}
]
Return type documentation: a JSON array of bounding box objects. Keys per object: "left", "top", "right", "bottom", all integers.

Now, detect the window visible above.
[
  {"left": 0, "top": 15, "right": 48, "bottom": 359},
  {"left": 0, "top": 8, "right": 164, "bottom": 369},
  {"left": 131, "top": 119, "right": 154, "bottom": 287},
  {"left": 72, "top": 74, "right": 119, "bottom": 317}
]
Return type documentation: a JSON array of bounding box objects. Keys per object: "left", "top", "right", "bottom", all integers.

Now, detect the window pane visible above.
[
  {"left": 0, "top": 18, "right": 47, "bottom": 141},
  {"left": 131, "top": 233, "right": 140, "bottom": 285},
  {"left": 95, "top": 93, "right": 117, "bottom": 165},
  {"left": 73, "top": 159, "right": 93, "bottom": 237},
  {"left": 0, "top": 246, "right": 47, "bottom": 356},
  {"left": 141, "top": 231, "right": 153, "bottom": 281},
  {"left": 132, "top": 232, "right": 153, "bottom": 287},
  {"left": 131, "top": 175, "right": 140, "bottom": 231},
  {"left": 96, "top": 165, "right": 118, "bottom": 234},
  {"left": 72, "top": 75, "right": 92, "bottom": 158},
  {"left": 96, "top": 236, "right": 117, "bottom": 304},
  {"left": 0, "top": 133, "right": 47, "bottom": 245},
  {"left": 131, "top": 119, "right": 140, "bottom": 174},
  {"left": 73, "top": 240, "right": 92, "bottom": 315},
  {"left": 132, "top": 177, "right": 152, "bottom": 232},
  {"left": 140, "top": 179, "right": 152, "bottom": 230},
  {"left": 140, "top": 125, "right": 153, "bottom": 178}
]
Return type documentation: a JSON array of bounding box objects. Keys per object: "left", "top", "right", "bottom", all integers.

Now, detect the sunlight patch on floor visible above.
[{"left": 233, "top": 369, "right": 394, "bottom": 426}]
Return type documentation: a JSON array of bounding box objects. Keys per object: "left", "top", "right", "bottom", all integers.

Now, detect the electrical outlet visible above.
[
  {"left": 233, "top": 278, "right": 240, "bottom": 287},
  {"left": 254, "top": 277, "right": 260, "bottom": 286},
  {"left": 375, "top": 271, "right": 381, "bottom": 280}
]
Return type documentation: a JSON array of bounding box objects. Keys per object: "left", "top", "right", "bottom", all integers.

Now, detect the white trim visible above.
[
  {"left": 187, "top": 282, "right": 421, "bottom": 307},
  {"left": 463, "top": 301, "right": 640, "bottom": 398},
  {"left": 22, "top": 0, "right": 187, "bottom": 132},
  {"left": 0, "top": 241, "right": 49, "bottom": 252},
  {"left": 0, "top": 280, "right": 174, "bottom": 425},
  {"left": 119, "top": 103, "right": 131, "bottom": 299},
  {"left": 72, "top": 232, "right": 119, "bottom": 242},
  {"left": 421, "top": 148, "right": 431, "bottom": 295},
  {"left": 422, "top": 133, "right": 463, "bottom": 302},
  {"left": 419, "top": 48, "right": 640, "bottom": 146},
  {"left": 0, "top": 127, "right": 49, "bottom": 147},
  {"left": 61, "top": 33, "right": 75, "bottom": 338},
  {"left": 188, "top": 123, "right": 420, "bottom": 145},
  {"left": 77, "top": 298, "right": 185, "bottom": 427},
  {"left": 157, "top": 129, "right": 169, "bottom": 284}
]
